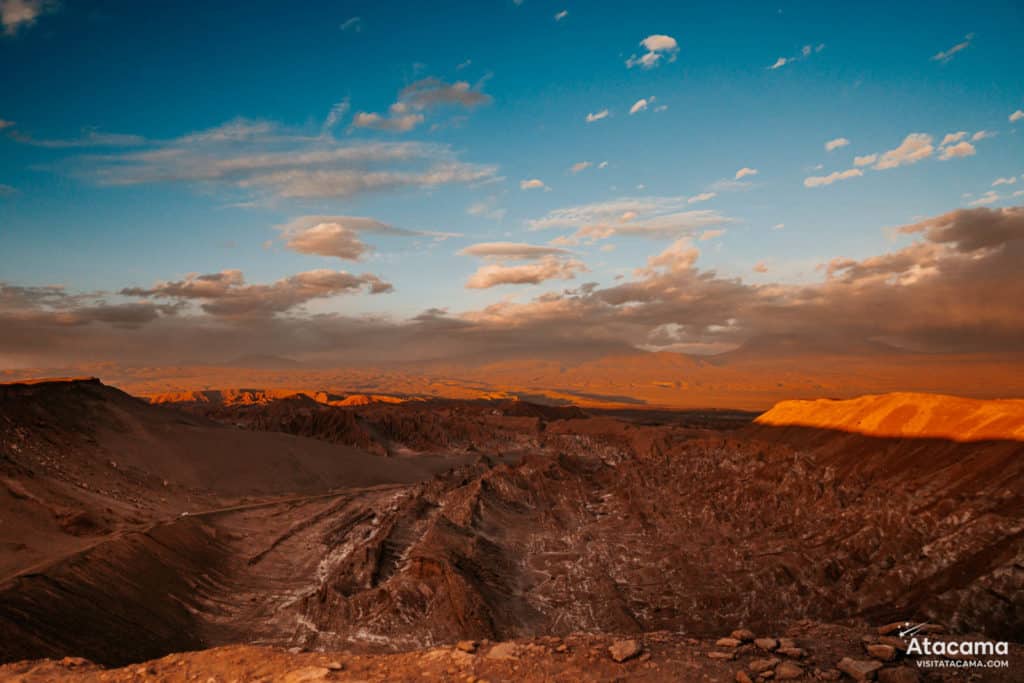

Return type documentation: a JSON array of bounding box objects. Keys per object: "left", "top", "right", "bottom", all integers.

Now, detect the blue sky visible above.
[{"left": 1, "top": 0, "right": 1023, "bottom": 366}]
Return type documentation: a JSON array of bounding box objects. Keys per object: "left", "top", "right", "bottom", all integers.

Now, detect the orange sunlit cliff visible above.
[{"left": 755, "top": 392, "right": 1024, "bottom": 442}]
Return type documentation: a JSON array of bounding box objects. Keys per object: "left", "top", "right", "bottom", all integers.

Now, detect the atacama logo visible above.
[{"left": 895, "top": 622, "right": 1010, "bottom": 670}]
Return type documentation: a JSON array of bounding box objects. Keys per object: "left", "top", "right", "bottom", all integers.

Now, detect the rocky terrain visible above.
[
  {"left": 3, "top": 622, "right": 1022, "bottom": 681},
  {"left": 1, "top": 379, "right": 1022, "bottom": 680}
]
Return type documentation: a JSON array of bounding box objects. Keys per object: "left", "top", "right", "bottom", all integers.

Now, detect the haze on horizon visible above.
[{"left": 1, "top": 0, "right": 1023, "bottom": 371}]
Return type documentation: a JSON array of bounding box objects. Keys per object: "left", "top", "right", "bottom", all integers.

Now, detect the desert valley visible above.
[{"left": 1, "top": 367, "right": 1023, "bottom": 681}]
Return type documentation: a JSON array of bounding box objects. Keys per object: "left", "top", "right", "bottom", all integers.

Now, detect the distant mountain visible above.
[
  {"left": 221, "top": 354, "right": 304, "bottom": 369},
  {"left": 712, "top": 333, "right": 903, "bottom": 362}
]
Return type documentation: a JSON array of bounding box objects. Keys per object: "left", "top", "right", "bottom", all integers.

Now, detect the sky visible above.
[{"left": 1, "top": 0, "right": 1023, "bottom": 368}]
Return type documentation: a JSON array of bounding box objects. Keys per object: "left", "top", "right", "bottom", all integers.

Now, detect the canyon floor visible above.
[{"left": 1, "top": 378, "right": 1022, "bottom": 681}]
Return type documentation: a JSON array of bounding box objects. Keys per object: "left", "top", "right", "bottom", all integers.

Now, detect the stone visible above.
[
  {"left": 717, "top": 637, "right": 743, "bottom": 648},
  {"left": 755, "top": 638, "right": 780, "bottom": 651},
  {"left": 778, "top": 647, "right": 805, "bottom": 658},
  {"left": 876, "top": 623, "right": 907, "bottom": 636},
  {"left": 486, "top": 642, "right": 519, "bottom": 660},
  {"left": 736, "top": 672, "right": 754, "bottom": 683},
  {"left": 555, "top": 643, "right": 569, "bottom": 653},
  {"left": 758, "top": 672, "right": 776, "bottom": 680},
  {"left": 732, "top": 629, "right": 757, "bottom": 642},
  {"left": 325, "top": 661, "right": 344, "bottom": 671},
  {"left": 776, "top": 661, "right": 804, "bottom": 680},
  {"left": 750, "top": 657, "right": 780, "bottom": 674},
  {"left": 877, "top": 636, "right": 908, "bottom": 652},
  {"left": 608, "top": 639, "right": 643, "bottom": 663},
  {"left": 866, "top": 644, "right": 896, "bottom": 661},
  {"left": 876, "top": 667, "right": 920, "bottom": 683},
  {"left": 815, "top": 669, "right": 841, "bottom": 681},
  {"left": 282, "top": 668, "right": 330, "bottom": 683},
  {"left": 58, "top": 655, "right": 92, "bottom": 667},
  {"left": 456, "top": 640, "right": 477, "bottom": 653},
  {"left": 778, "top": 638, "right": 797, "bottom": 649},
  {"left": 708, "top": 651, "right": 736, "bottom": 660},
  {"left": 836, "top": 657, "right": 883, "bottom": 681}
]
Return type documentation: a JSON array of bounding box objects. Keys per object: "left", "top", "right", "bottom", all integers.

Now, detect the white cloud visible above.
[
  {"left": 570, "top": 161, "right": 592, "bottom": 174},
  {"left": 940, "top": 131, "right": 967, "bottom": 146},
  {"left": 626, "top": 34, "right": 679, "bottom": 69},
  {"left": 351, "top": 78, "right": 491, "bottom": 133},
  {"left": 520, "top": 178, "right": 547, "bottom": 190},
  {"left": 121, "top": 268, "right": 392, "bottom": 317},
  {"left": 597, "top": 161, "right": 609, "bottom": 169},
  {"left": 554, "top": 9, "right": 568, "bottom": 21},
  {"left": 630, "top": 97, "right": 655, "bottom": 115},
  {"left": 968, "top": 191, "right": 999, "bottom": 206},
  {"left": 458, "top": 242, "right": 570, "bottom": 260},
  {"left": 992, "top": 176, "right": 1018, "bottom": 187},
  {"left": 687, "top": 192, "right": 716, "bottom": 204},
  {"left": 79, "top": 121, "right": 498, "bottom": 200},
  {"left": 277, "top": 215, "right": 444, "bottom": 261},
  {"left": 1011, "top": 110, "right": 1024, "bottom": 123},
  {"left": 734, "top": 167, "right": 758, "bottom": 180},
  {"left": 322, "top": 98, "right": 351, "bottom": 133},
  {"left": 773, "top": 223, "right": 785, "bottom": 230},
  {"left": 529, "top": 196, "right": 732, "bottom": 242},
  {"left": 350, "top": 108, "right": 424, "bottom": 133},
  {"left": 752, "top": 261, "right": 769, "bottom": 273},
  {"left": 931, "top": 34, "right": 973, "bottom": 63},
  {"left": 769, "top": 43, "right": 825, "bottom": 71},
  {"left": 873, "top": 133, "right": 934, "bottom": 170},
  {"left": 1, "top": 0, "right": 57, "bottom": 35},
  {"left": 466, "top": 198, "right": 506, "bottom": 221},
  {"left": 825, "top": 137, "right": 850, "bottom": 152},
  {"left": 698, "top": 229, "right": 725, "bottom": 241},
  {"left": 803, "top": 168, "right": 863, "bottom": 188},
  {"left": 853, "top": 153, "right": 878, "bottom": 167},
  {"left": 972, "top": 130, "right": 996, "bottom": 141},
  {"left": 938, "top": 141, "right": 976, "bottom": 160},
  {"left": 466, "top": 258, "right": 586, "bottom": 289},
  {"left": 586, "top": 109, "right": 610, "bottom": 123},
  {"left": 339, "top": 16, "right": 362, "bottom": 32}
]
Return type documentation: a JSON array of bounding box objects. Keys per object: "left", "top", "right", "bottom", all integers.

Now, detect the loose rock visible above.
[
  {"left": 866, "top": 643, "right": 895, "bottom": 661},
  {"left": 456, "top": 640, "right": 477, "bottom": 653},
  {"left": 717, "top": 637, "right": 743, "bottom": 648},
  {"left": 282, "top": 667, "right": 330, "bottom": 683},
  {"left": 750, "top": 657, "right": 780, "bottom": 674},
  {"left": 836, "top": 657, "right": 883, "bottom": 681},
  {"left": 755, "top": 638, "right": 780, "bottom": 651},
  {"left": 877, "top": 636, "right": 908, "bottom": 652},
  {"left": 776, "top": 661, "right": 804, "bottom": 680},
  {"left": 608, "top": 639, "right": 642, "bottom": 663},
  {"left": 486, "top": 642, "right": 519, "bottom": 660},
  {"left": 732, "top": 629, "right": 757, "bottom": 642}
]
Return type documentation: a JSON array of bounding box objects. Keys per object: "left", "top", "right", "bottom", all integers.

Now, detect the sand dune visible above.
[{"left": 756, "top": 391, "right": 1024, "bottom": 442}]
